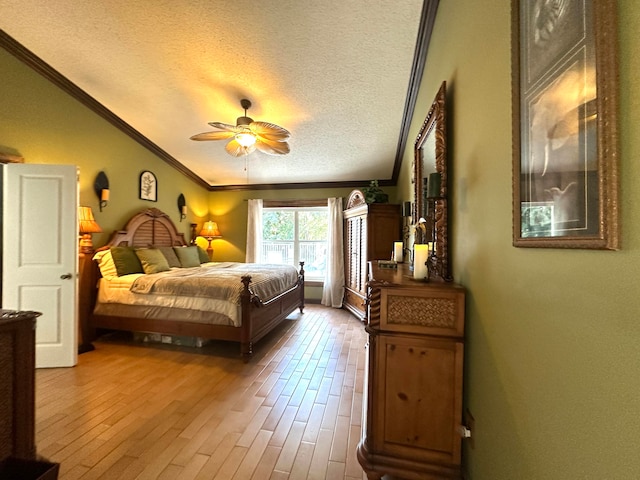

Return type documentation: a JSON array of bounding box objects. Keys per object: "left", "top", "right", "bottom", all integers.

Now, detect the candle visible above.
[
  {"left": 427, "top": 172, "right": 441, "bottom": 199},
  {"left": 181, "top": 205, "right": 188, "bottom": 215},
  {"left": 101, "top": 188, "right": 110, "bottom": 201},
  {"left": 413, "top": 244, "right": 429, "bottom": 280},
  {"left": 393, "top": 242, "right": 403, "bottom": 262}
]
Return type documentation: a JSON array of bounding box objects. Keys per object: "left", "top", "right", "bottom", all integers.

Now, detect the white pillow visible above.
[{"left": 92, "top": 249, "right": 118, "bottom": 279}]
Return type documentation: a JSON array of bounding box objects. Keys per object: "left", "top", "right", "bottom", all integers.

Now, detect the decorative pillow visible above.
[
  {"left": 110, "top": 246, "right": 144, "bottom": 276},
  {"left": 92, "top": 249, "right": 118, "bottom": 279},
  {"left": 135, "top": 248, "right": 171, "bottom": 274},
  {"left": 196, "top": 246, "right": 210, "bottom": 263},
  {"left": 173, "top": 245, "right": 201, "bottom": 268},
  {"left": 155, "top": 246, "right": 182, "bottom": 268}
]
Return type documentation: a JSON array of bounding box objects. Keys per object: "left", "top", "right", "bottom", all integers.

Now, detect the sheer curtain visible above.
[
  {"left": 246, "top": 199, "right": 263, "bottom": 263},
  {"left": 321, "top": 197, "right": 345, "bottom": 308}
]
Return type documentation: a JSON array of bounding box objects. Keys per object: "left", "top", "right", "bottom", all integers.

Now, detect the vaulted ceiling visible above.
[{"left": 0, "top": 1, "right": 437, "bottom": 190}]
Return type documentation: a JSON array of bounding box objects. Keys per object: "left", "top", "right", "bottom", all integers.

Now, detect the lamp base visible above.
[
  {"left": 79, "top": 234, "right": 94, "bottom": 255},
  {"left": 206, "top": 239, "right": 213, "bottom": 261}
]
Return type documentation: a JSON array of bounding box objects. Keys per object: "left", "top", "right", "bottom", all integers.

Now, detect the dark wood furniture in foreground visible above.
[
  {"left": 89, "top": 208, "right": 305, "bottom": 360},
  {"left": 357, "top": 263, "right": 466, "bottom": 479},
  {"left": 343, "top": 190, "right": 401, "bottom": 321},
  {"left": 77, "top": 251, "right": 97, "bottom": 354},
  {"left": 0, "top": 310, "right": 59, "bottom": 479},
  {"left": 0, "top": 310, "right": 38, "bottom": 461}
]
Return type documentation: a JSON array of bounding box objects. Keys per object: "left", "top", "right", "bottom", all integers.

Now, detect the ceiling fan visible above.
[{"left": 190, "top": 99, "right": 291, "bottom": 157}]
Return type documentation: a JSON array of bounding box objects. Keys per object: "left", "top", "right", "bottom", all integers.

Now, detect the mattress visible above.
[{"left": 94, "top": 262, "right": 299, "bottom": 327}]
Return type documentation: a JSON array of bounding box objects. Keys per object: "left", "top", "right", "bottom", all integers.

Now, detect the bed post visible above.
[
  {"left": 240, "top": 275, "right": 254, "bottom": 361},
  {"left": 298, "top": 261, "right": 305, "bottom": 313}
]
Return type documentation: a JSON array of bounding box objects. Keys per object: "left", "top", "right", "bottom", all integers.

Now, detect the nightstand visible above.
[{"left": 77, "top": 251, "right": 96, "bottom": 353}]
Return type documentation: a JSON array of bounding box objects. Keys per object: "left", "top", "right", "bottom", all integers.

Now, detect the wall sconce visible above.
[
  {"left": 177, "top": 193, "right": 187, "bottom": 222},
  {"left": 78, "top": 206, "right": 102, "bottom": 254},
  {"left": 94, "top": 171, "right": 110, "bottom": 211},
  {"left": 199, "top": 221, "right": 222, "bottom": 260}
]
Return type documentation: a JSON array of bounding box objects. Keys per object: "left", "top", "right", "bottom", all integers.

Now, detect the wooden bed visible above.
[{"left": 89, "top": 208, "right": 305, "bottom": 360}]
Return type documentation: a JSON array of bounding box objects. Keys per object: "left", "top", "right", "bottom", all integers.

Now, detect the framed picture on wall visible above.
[
  {"left": 139, "top": 170, "right": 157, "bottom": 202},
  {"left": 511, "top": 0, "right": 619, "bottom": 249}
]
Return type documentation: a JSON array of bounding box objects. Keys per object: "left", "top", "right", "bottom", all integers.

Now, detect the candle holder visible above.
[{"left": 401, "top": 204, "right": 412, "bottom": 265}]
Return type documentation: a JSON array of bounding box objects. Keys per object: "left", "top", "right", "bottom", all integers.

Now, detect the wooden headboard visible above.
[{"left": 101, "top": 208, "right": 187, "bottom": 248}]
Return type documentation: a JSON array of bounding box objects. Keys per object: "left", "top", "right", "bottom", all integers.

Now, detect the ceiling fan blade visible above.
[
  {"left": 225, "top": 139, "right": 256, "bottom": 157},
  {"left": 190, "top": 131, "right": 235, "bottom": 141},
  {"left": 255, "top": 138, "right": 290, "bottom": 155},
  {"left": 250, "top": 121, "right": 291, "bottom": 142},
  {"left": 207, "top": 122, "right": 241, "bottom": 132}
]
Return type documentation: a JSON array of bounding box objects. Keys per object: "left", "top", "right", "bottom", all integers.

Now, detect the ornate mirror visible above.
[{"left": 414, "top": 81, "right": 451, "bottom": 281}]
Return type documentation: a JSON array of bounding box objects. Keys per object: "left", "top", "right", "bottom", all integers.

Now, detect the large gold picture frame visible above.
[{"left": 511, "top": 0, "right": 619, "bottom": 249}]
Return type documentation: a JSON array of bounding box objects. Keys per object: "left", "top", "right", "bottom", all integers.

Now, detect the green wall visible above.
[
  {"left": 0, "top": 48, "right": 210, "bottom": 245},
  {"left": 0, "top": 45, "right": 367, "bottom": 301},
  {"left": 397, "top": 1, "right": 640, "bottom": 478},
  {"left": 207, "top": 188, "right": 357, "bottom": 262},
  {"left": 0, "top": 47, "right": 364, "bottom": 251},
  {"left": 8, "top": 4, "right": 638, "bottom": 475}
]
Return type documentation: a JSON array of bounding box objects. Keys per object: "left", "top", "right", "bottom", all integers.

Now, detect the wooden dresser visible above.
[
  {"left": 343, "top": 190, "right": 401, "bottom": 320},
  {"left": 357, "top": 262, "right": 466, "bottom": 479}
]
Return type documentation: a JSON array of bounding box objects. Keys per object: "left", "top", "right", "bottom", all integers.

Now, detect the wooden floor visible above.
[{"left": 35, "top": 305, "right": 368, "bottom": 480}]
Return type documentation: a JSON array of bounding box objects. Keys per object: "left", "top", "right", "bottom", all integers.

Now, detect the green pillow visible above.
[
  {"left": 110, "top": 246, "right": 144, "bottom": 276},
  {"left": 155, "top": 246, "right": 182, "bottom": 268},
  {"left": 173, "top": 246, "right": 201, "bottom": 268},
  {"left": 197, "top": 246, "right": 210, "bottom": 263},
  {"left": 135, "top": 248, "right": 171, "bottom": 274}
]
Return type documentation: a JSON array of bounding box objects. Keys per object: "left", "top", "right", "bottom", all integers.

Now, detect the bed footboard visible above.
[{"left": 239, "top": 262, "right": 305, "bottom": 360}]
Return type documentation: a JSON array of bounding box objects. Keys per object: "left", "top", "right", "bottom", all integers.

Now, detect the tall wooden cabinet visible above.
[
  {"left": 357, "top": 262, "right": 466, "bottom": 479},
  {"left": 343, "top": 190, "right": 401, "bottom": 319}
]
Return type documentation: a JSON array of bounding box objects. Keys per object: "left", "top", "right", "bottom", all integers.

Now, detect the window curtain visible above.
[
  {"left": 246, "top": 199, "right": 263, "bottom": 263},
  {"left": 321, "top": 197, "right": 345, "bottom": 308}
]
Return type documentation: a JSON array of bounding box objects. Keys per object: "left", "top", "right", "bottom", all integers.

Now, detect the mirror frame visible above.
[{"left": 414, "top": 81, "right": 451, "bottom": 281}]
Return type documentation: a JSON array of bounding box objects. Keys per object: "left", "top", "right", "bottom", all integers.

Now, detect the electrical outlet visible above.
[{"left": 464, "top": 408, "right": 475, "bottom": 449}]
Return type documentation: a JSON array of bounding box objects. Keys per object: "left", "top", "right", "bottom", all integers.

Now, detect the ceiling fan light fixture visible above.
[
  {"left": 235, "top": 131, "right": 257, "bottom": 147},
  {"left": 191, "top": 98, "right": 290, "bottom": 157}
]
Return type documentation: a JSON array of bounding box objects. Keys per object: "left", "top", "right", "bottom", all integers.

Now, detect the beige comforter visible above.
[{"left": 130, "top": 262, "right": 300, "bottom": 304}]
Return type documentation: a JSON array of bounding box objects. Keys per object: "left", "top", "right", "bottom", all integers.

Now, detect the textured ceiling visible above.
[{"left": 0, "top": 0, "right": 426, "bottom": 189}]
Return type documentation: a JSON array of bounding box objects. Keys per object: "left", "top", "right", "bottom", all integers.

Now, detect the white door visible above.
[{"left": 3, "top": 163, "right": 78, "bottom": 368}]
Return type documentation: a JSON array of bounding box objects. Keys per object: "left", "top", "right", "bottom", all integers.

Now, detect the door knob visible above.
[{"left": 60, "top": 273, "right": 73, "bottom": 280}]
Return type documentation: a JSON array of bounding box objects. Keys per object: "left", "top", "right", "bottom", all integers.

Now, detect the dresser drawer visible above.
[
  {"left": 379, "top": 287, "right": 464, "bottom": 338},
  {"left": 344, "top": 288, "right": 366, "bottom": 314}
]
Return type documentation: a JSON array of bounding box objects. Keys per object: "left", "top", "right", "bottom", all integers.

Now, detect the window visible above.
[{"left": 262, "top": 205, "right": 328, "bottom": 281}]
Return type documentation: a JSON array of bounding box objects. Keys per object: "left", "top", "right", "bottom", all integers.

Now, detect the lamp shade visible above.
[
  {"left": 199, "top": 221, "right": 222, "bottom": 239},
  {"left": 78, "top": 206, "right": 102, "bottom": 234}
]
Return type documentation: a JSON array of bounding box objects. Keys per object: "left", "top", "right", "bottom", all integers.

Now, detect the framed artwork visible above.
[
  {"left": 139, "top": 170, "right": 157, "bottom": 202},
  {"left": 511, "top": 0, "right": 619, "bottom": 249}
]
